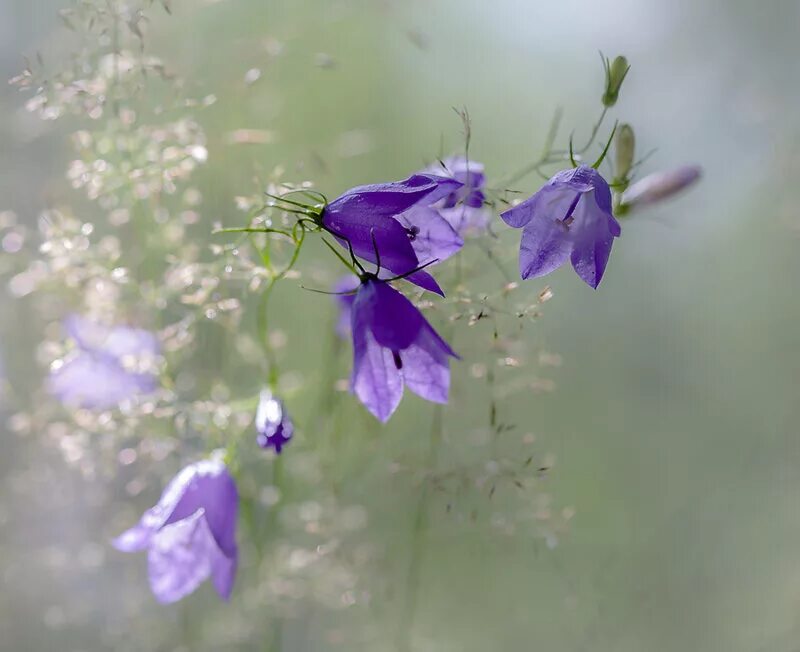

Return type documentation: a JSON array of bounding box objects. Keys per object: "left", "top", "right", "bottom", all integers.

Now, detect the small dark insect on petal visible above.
[
  {"left": 392, "top": 350, "right": 403, "bottom": 370},
  {"left": 405, "top": 225, "right": 420, "bottom": 241}
]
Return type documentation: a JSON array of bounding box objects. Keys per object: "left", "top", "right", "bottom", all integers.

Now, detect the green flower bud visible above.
[
  {"left": 615, "top": 123, "right": 635, "bottom": 182},
  {"left": 602, "top": 55, "right": 630, "bottom": 107}
]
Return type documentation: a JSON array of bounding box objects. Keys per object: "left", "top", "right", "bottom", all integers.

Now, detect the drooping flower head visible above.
[
  {"left": 620, "top": 165, "right": 701, "bottom": 212},
  {"left": 501, "top": 165, "right": 621, "bottom": 289},
  {"left": 113, "top": 456, "right": 239, "bottom": 604},
  {"left": 422, "top": 156, "right": 491, "bottom": 236},
  {"left": 321, "top": 173, "right": 462, "bottom": 296},
  {"left": 332, "top": 274, "right": 360, "bottom": 339},
  {"left": 49, "top": 314, "right": 159, "bottom": 409},
  {"left": 350, "top": 277, "right": 458, "bottom": 422},
  {"left": 255, "top": 389, "right": 294, "bottom": 454}
]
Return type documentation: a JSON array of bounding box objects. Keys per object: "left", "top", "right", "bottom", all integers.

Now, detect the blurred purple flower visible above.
[
  {"left": 333, "top": 274, "right": 360, "bottom": 339},
  {"left": 621, "top": 165, "right": 701, "bottom": 210},
  {"left": 350, "top": 278, "right": 457, "bottom": 422},
  {"left": 321, "top": 173, "right": 462, "bottom": 296},
  {"left": 255, "top": 389, "right": 294, "bottom": 454},
  {"left": 49, "top": 315, "right": 159, "bottom": 409},
  {"left": 422, "top": 156, "right": 492, "bottom": 236},
  {"left": 501, "top": 165, "right": 621, "bottom": 288},
  {"left": 113, "top": 457, "right": 239, "bottom": 604}
]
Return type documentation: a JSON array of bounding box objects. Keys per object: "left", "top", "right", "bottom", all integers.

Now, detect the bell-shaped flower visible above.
[
  {"left": 421, "top": 156, "right": 491, "bottom": 237},
  {"left": 49, "top": 315, "right": 159, "bottom": 409},
  {"left": 350, "top": 277, "right": 457, "bottom": 422},
  {"left": 501, "top": 165, "right": 621, "bottom": 288},
  {"left": 321, "top": 174, "right": 461, "bottom": 295},
  {"left": 255, "top": 389, "right": 294, "bottom": 454},
  {"left": 113, "top": 457, "right": 239, "bottom": 604}
]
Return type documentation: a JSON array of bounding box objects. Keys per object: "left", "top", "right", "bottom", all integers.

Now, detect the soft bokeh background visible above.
[{"left": 2, "top": 0, "right": 800, "bottom": 650}]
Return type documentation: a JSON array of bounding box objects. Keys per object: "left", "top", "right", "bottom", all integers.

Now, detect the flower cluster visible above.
[{"left": 4, "top": 2, "right": 704, "bottom": 635}]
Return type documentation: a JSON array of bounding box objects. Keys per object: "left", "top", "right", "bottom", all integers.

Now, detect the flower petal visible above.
[
  {"left": 401, "top": 328, "right": 453, "bottom": 404},
  {"left": 147, "top": 509, "right": 228, "bottom": 604},
  {"left": 570, "top": 228, "right": 615, "bottom": 288},
  {"left": 518, "top": 216, "right": 572, "bottom": 280},
  {"left": 396, "top": 205, "right": 464, "bottom": 265}
]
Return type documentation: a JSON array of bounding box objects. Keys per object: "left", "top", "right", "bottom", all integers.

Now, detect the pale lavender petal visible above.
[
  {"left": 518, "top": 217, "right": 572, "bottom": 280},
  {"left": 401, "top": 331, "right": 451, "bottom": 404},
  {"left": 112, "top": 523, "right": 153, "bottom": 553},
  {"left": 396, "top": 205, "right": 463, "bottom": 264},
  {"left": 147, "top": 509, "right": 218, "bottom": 604}
]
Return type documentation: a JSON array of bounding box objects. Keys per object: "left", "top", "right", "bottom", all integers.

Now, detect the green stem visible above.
[{"left": 397, "top": 404, "right": 444, "bottom": 652}]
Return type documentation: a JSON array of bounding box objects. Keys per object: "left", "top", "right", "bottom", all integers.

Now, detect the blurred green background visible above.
[{"left": 2, "top": 0, "right": 800, "bottom": 650}]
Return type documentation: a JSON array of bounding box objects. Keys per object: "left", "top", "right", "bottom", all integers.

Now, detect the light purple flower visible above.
[
  {"left": 350, "top": 277, "right": 457, "bottom": 422},
  {"left": 49, "top": 315, "right": 159, "bottom": 409},
  {"left": 501, "top": 165, "right": 621, "bottom": 289},
  {"left": 422, "top": 156, "right": 492, "bottom": 236},
  {"left": 321, "top": 174, "right": 462, "bottom": 296},
  {"left": 333, "top": 274, "right": 360, "bottom": 338},
  {"left": 113, "top": 457, "right": 238, "bottom": 604},
  {"left": 621, "top": 165, "right": 701, "bottom": 210},
  {"left": 255, "top": 389, "right": 293, "bottom": 454}
]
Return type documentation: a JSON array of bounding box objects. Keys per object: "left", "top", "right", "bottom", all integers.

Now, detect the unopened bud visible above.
[
  {"left": 602, "top": 55, "right": 630, "bottom": 107},
  {"left": 614, "top": 124, "right": 635, "bottom": 181},
  {"left": 620, "top": 165, "right": 702, "bottom": 211}
]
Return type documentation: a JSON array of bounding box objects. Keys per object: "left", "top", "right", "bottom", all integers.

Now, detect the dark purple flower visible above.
[
  {"left": 350, "top": 278, "right": 457, "bottom": 422},
  {"left": 321, "top": 174, "right": 462, "bottom": 296},
  {"left": 620, "top": 165, "right": 701, "bottom": 210},
  {"left": 333, "top": 274, "right": 360, "bottom": 338},
  {"left": 501, "top": 165, "right": 621, "bottom": 289},
  {"left": 422, "top": 156, "right": 491, "bottom": 236},
  {"left": 255, "top": 389, "right": 294, "bottom": 454},
  {"left": 49, "top": 315, "right": 159, "bottom": 409},
  {"left": 113, "top": 457, "right": 238, "bottom": 604}
]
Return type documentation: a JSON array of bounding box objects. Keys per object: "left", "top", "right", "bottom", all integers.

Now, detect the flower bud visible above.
[
  {"left": 602, "top": 55, "right": 630, "bottom": 107},
  {"left": 620, "top": 165, "right": 702, "bottom": 211},
  {"left": 255, "top": 389, "right": 294, "bottom": 454},
  {"left": 614, "top": 124, "right": 635, "bottom": 182}
]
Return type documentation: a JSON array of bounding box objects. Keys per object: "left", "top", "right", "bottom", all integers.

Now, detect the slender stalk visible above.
[{"left": 397, "top": 404, "right": 444, "bottom": 652}]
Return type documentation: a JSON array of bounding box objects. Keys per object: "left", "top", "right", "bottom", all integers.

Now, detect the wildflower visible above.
[
  {"left": 421, "top": 156, "right": 491, "bottom": 236},
  {"left": 321, "top": 173, "right": 462, "bottom": 295},
  {"left": 501, "top": 165, "right": 621, "bottom": 289},
  {"left": 255, "top": 389, "right": 294, "bottom": 453},
  {"left": 49, "top": 315, "right": 159, "bottom": 409},
  {"left": 112, "top": 456, "right": 239, "bottom": 604},
  {"left": 350, "top": 277, "right": 457, "bottom": 422},
  {"left": 332, "top": 274, "right": 360, "bottom": 338},
  {"left": 620, "top": 165, "right": 702, "bottom": 212}
]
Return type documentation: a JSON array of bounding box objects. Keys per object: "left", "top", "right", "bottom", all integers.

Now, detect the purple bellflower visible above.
[
  {"left": 333, "top": 274, "right": 360, "bottom": 339},
  {"left": 49, "top": 314, "right": 159, "bottom": 409},
  {"left": 113, "top": 456, "right": 239, "bottom": 604},
  {"left": 422, "top": 156, "right": 491, "bottom": 236},
  {"left": 350, "top": 277, "right": 458, "bottom": 422},
  {"left": 321, "top": 173, "right": 462, "bottom": 296},
  {"left": 501, "top": 165, "right": 621, "bottom": 289},
  {"left": 255, "top": 389, "right": 294, "bottom": 454}
]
